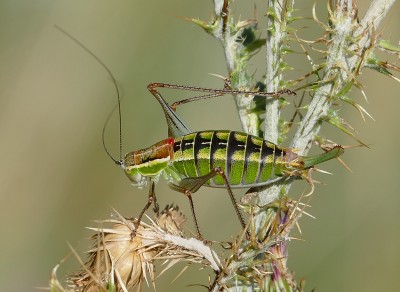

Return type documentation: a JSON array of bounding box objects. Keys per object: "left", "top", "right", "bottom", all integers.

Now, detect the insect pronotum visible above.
[{"left": 58, "top": 27, "right": 344, "bottom": 240}]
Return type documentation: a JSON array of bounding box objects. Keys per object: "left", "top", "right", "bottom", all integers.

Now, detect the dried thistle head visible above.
[
  {"left": 69, "top": 219, "right": 153, "bottom": 291},
  {"left": 69, "top": 205, "right": 186, "bottom": 291},
  {"left": 155, "top": 204, "right": 186, "bottom": 235},
  {"left": 51, "top": 204, "right": 223, "bottom": 291}
]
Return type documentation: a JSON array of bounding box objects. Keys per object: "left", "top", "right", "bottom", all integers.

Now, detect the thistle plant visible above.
[{"left": 50, "top": 0, "right": 399, "bottom": 291}]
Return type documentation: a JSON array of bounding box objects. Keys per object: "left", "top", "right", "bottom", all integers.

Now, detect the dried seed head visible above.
[
  {"left": 156, "top": 204, "right": 186, "bottom": 234},
  {"left": 54, "top": 204, "right": 223, "bottom": 291},
  {"left": 69, "top": 219, "right": 156, "bottom": 291},
  {"left": 68, "top": 205, "right": 185, "bottom": 291}
]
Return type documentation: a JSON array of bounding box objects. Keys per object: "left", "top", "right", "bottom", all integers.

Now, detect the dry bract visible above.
[{"left": 68, "top": 206, "right": 186, "bottom": 291}]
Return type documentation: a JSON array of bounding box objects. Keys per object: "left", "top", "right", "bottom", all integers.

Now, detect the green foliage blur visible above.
[{"left": 0, "top": 1, "right": 399, "bottom": 291}]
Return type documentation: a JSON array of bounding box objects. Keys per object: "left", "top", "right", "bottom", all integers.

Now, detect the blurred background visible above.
[{"left": 0, "top": 0, "right": 399, "bottom": 291}]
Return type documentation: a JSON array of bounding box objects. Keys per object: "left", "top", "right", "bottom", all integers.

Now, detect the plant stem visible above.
[{"left": 210, "top": 0, "right": 395, "bottom": 290}]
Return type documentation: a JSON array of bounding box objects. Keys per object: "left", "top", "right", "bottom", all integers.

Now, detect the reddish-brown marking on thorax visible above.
[{"left": 124, "top": 138, "right": 175, "bottom": 167}]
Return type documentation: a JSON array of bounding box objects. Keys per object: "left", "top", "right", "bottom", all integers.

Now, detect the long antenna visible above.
[{"left": 55, "top": 26, "right": 123, "bottom": 165}]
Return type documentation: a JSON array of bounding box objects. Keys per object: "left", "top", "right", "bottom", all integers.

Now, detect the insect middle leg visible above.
[{"left": 169, "top": 167, "right": 248, "bottom": 240}]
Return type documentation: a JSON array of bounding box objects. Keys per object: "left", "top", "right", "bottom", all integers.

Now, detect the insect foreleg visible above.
[
  {"left": 134, "top": 180, "right": 157, "bottom": 234},
  {"left": 152, "top": 190, "right": 160, "bottom": 216}
]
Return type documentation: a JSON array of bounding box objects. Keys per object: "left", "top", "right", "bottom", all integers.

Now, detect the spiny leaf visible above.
[
  {"left": 366, "top": 55, "right": 394, "bottom": 76},
  {"left": 190, "top": 18, "right": 218, "bottom": 35},
  {"left": 323, "top": 111, "right": 368, "bottom": 147},
  {"left": 339, "top": 96, "right": 375, "bottom": 121},
  {"left": 378, "top": 39, "right": 400, "bottom": 53}
]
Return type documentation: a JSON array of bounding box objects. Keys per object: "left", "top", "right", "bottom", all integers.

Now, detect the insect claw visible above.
[
  {"left": 130, "top": 230, "right": 137, "bottom": 239},
  {"left": 130, "top": 220, "right": 140, "bottom": 239}
]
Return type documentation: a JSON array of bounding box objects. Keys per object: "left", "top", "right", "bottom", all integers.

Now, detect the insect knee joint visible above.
[
  {"left": 214, "top": 166, "right": 225, "bottom": 175},
  {"left": 184, "top": 190, "right": 192, "bottom": 198}
]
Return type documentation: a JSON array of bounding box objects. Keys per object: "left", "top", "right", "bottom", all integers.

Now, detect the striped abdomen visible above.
[{"left": 170, "top": 130, "right": 297, "bottom": 187}]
